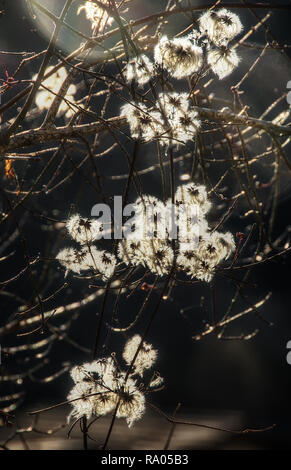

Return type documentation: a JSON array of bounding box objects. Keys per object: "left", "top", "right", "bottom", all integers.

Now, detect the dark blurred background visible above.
[{"left": 0, "top": 0, "right": 291, "bottom": 449}]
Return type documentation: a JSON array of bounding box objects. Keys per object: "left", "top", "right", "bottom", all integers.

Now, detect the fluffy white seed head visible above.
[
  {"left": 116, "top": 188, "right": 234, "bottom": 282},
  {"left": 118, "top": 239, "right": 143, "bottom": 266},
  {"left": 207, "top": 47, "right": 240, "bottom": 79},
  {"left": 177, "top": 229, "right": 235, "bottom": 282},
  {"left": 115, "top": 376, "right": 146, "bottom": 428},
  {"left": 95, "top": 250, "right": 116, "bottom": 279},
  {"left": 123, "top": 335, "right": 158, "bottom": 376},
  {"left": 56, "top": 247, "right": 93, "bottom": 274},
  {"left": 121, "top": 93, "right": 200, "bottom": 147},
  {"left": 78, "top": 0, "right": 114, "bottom": 31},
  {"left": 67, "top": 381, "right": 99, "bottom": 421},
  {"left": 172, "top": 108, "right": 201, "bottom": 146},
  {"left": 194, "top": 258, "right": 215, "bottom": 282},
  {"left": 175, "top": 183, "right": 211, "bottom": 214},
  {"left": 177, "top": 246, "right": 199, "bottom": 271},
  {"left": 210, "top": 231, "right": 235, "bottom": 260},
  {"left": 154, "top": 35, "right": 203, "bottom": 78},
  {"left": 199, "top": 8, "right": 243, "bottom": 46},
  {"left": 143, "top": 239, "right": 174, "bottom": 276},
  {"left": 125, "top": 54, "right": 155, "bottom": 86},
  {"left": 67, "top": 349, "right": 162, "bottom": 428},
  {"left": 34, "top": 66, "right": 77, "bottom": 118},
  {"left": 157, "top": 92, "right": 189, "bottom": 116},
  {"left": 156, "top": 92, "right": 201, "bottom": 147},
  {"left": 197, "top": 233, "right": 223, "bottom": 265},
  {"left": 133, "top": 195, "right": 168, "bottom": 239},
  {"left": 70, "top": 364, "right": 90, "bottom": 383},
  {"left": 177, "top": 214, "right": 208, "bottom": 249},
  {"left": 66, "top": 214, "right": 104, "bottom": 245},
  {"left": 172, "top": 184, "right": 235, "bottom": 282},
  {"left": 177, "top": 248, "right": 215, "bottom": 282},
  {"left": 120, "top": 102, "right": 155, "bottom": 141},
  {"left": 119, "top": 238, "right": 174, "bottom": 276},
  {"left": 56, "top": 245, "right": 116, "bottom": 280},
  {"left": 83, "top": 357, "right": 117, "bottom": 388},
  {"left": 67, "top": 358, "right": 118, "bottom": 421}
]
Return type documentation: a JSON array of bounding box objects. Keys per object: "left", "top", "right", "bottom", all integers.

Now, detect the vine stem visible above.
[
  {"left": 81, "top": 415, "right": 88, "bottom": 450},
  {"left": 1, "top": 106, "right": 291, "bottom": 156}
]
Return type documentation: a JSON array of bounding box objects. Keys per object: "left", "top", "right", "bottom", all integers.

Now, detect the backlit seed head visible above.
[
  {"left": 155, "top": 36, "right": 203, "bottom": 78},
  {"left": 199, "top": 8, "right": 243, "bottom": 46}
]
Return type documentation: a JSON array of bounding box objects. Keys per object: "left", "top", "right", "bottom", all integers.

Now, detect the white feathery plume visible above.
[
  {"left": 56, "top": 245, "right": 116, "bottom": 280},
  {"left": 175, "top": 183, "right": 212, "bottom": 214},
  {"left": 56, "top": 247, "right": 93, "bottom": 274},
  {"left": 67, "top": 338, "right": 162, "bottom": 427},
  {"left": 95, "top": 249, "right": 117, "bottom": 279},
  {"left": 34, "top": 66, "right": 77, "bottom": 118},
  {"left": 142, "top": 239, "right": 174, "bottom": 276},
  {"left": 66, "top": 214, "right": 104, "bottom": 245},
  {"left": 207, "top": 46, "right": 240, "bottom": 79},
  {"left": 118, "top": 239, "right": 144, "bottom": 267},
  {"left": 67, "top": 381, "right": 100, "bottom": 421},
  {"left": 199, "top": 8, "right": 243, "bottom": 46},
  {"left": 194, "top": 259, "right": 215, "bottom": 282},
  {"left": 115, "top": 376, "right": 146, "bottom": 428},
  {"left": 154, "top": 35, "right": 203, "bottom": 78},
  {"left": 125, "top": 54, "right": 155, "bottom": 86},
  {"left": 77, "top": 0, "right": 114, "bottom": 31},
  {"left": 123, "top": 335, "right": 158, "bottom": 377},
  {"left": 121, "top": 93, "right": 200, "bottom": 147},
  {"left": 120, "top": 102, "right": 155, "bottom": 141}
]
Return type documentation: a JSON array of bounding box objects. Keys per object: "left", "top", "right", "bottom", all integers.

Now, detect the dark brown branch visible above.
[{"left": 1, "top": 105, "right": 290, "bottom": 155}]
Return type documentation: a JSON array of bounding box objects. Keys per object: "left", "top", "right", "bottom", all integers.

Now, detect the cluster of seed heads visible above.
[
  {"left": 118, "top": 183, "right": 235, "bottom": 282},
  {"left": 56, "top": 214, "right": 116, "bottom": 280},
  {"left": 67, "top": 335, "right": 162, "bottom": 427},
  {"left": 121, "top": 9, "right": 242, "bottom": 145},
  {"left": 56, "top": 183, "right": 235, "bottom": 283}
]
